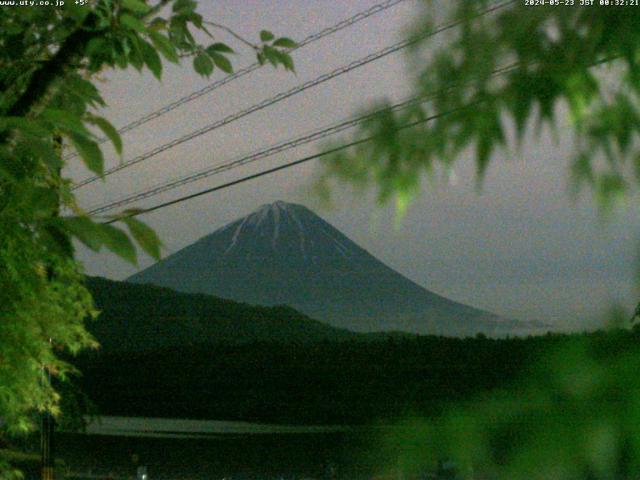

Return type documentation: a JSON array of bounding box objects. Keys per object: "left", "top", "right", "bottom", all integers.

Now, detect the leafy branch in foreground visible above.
[
  {"left": 0, "top": 0, "right": 295, "bottom": 451},
  {"left": 319, "top": 1, "right": 640, "bottom": 211},
  {"left": 315, "top": 2, "right": 640, "bottom": 478},
  {"left": 386, "top": 328, "right": 640, "bottom": 479}
]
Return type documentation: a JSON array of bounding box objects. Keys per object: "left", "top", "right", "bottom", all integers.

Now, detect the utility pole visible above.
[
  {"left": 42, "top": 135, "right": 62, "bottom": 480},
  {"left": 41, "top": 354, "right": 54, "bottom": 480}
]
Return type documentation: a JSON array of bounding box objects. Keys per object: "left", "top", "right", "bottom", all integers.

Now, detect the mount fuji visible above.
[{"left": 128, "top": 201, "right": 542, "bottom": 337}]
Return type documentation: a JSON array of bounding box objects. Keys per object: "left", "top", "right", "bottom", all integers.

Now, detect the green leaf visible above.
[
  {"left": 98, "top": 224, "right": 138, "bottom": 265},
  {"left": 0, "top": 117, "right": 52, "bottom": 137},
  {"left": 40, "top": 224, "right": 75, "bottom": 259},
  {"left": 23, "top": 139, "right": 61, "bottom": 171},
  {"left": 148, "top": 31, "right": 179, "bottom": 63},
  {"left": 273, "top": 37, "right": 297, "bottom": 49},
  {"left": 206, "top": 42, "right": 234, "bottom": 55},
  {"left": 210, "top": 52, "right": 233, "bottom": 74},
  {"left": 65, "top": 75, "right": 105, "bottom": 107},
  {"left": 120, "top": 13, "right": 147, "bottom": 33},
  {"left": 70, "top": 133, "right": 104, "bottom": 176},
  {"left": 121, "top": 0, "right": 151, "bottom": 13},
  {"left": 260, "top": 30, "right": 275, "bottom": 42},
  {"left": 26, "top": 187, "right": 58, "bottom": 218},
  {"left": 113, "top": 40, "right": 129, "bottom": 69},
  {"left": 65, "top": 2, "right": 91, "bottom": 21},
  {"left": 262, "top": 45, "right": 279, "bottom": 67},
  {"left": 193, "top": 52, "right": 213, "bottom": 77},
  {"left": 172, "top": 0, "right": 196, "bottom": 13},
  {"left": 188, "top": 11, "right": 204, "bottom": 29},
  {"left": 127, "top": 33, "right": 145, "bottom": 71},
  {"left": 140, "top": 39, "right": 162, "bottom": 79},
  {"left": 149, "top": 17, "right": 167, "bottom": 30},
  {"left": 89, "top": 116, "right": 122, "bottom": 155},
  {"left": 278, "top": 51, "right": 295, "bottom": 72},
  {"left": 62, "top": 217, "right": 103, "bottom": 252},
  {"left": 41, "top": 109, "right": 92, "bottom": 137},
  {"left": 85, "top": 37, "right": 111, "bottom": 71},
  {"left": 121, "top": 217, "right": 162, "bottom": 260}
]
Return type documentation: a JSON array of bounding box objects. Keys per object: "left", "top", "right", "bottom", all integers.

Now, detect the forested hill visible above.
[
  {"left": 84, "top": 276, "right": 358, "bottom": 352},
  {"left": 73, "top": 328, "right": 640, "bottom": 425},
  {"left": 76, "top": 280, "right": 638, "bottom": 425}
]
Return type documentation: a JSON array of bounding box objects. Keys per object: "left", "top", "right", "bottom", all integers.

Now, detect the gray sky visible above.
[{"left": 69, "top": 0, "right": 640, "bottom": 329}]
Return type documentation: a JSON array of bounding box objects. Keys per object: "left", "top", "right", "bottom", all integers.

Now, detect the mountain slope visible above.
[
  {"left": 85, "top": 276, "right": 357, "bottom": 352},
  {"left": 128, "top": 201, "right": 543, "bottom": 336}
]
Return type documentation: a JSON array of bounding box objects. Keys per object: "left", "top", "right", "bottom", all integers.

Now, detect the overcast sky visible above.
[{"left": 69, "top": 0, "right": 640, "bottom": 329}]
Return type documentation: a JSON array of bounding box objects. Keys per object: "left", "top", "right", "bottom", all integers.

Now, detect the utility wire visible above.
[
  {"left": 101, "top": 52, "right": 616, "bottom": 223},
  {"left": 64, "top": 0, "right": 410, "bottom": 162},
  {"left": 72, "top": 0, "right": 516, "bottom": 191},
  {"left": 87, "top": 98, "right": 423, "bottom": 215},
  {"left": 101, "top": 101, "right": 479, "bottom": 225},
  {"left": 88, "top": 63, "right": 520, "bottom": 216}
]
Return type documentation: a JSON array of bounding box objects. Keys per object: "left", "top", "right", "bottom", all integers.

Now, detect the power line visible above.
[
  {"left": 87, "top": 97, "right": 420, "bottom": 215},
  {"left": 64, "top": 0, "right": 410, "bottom": 162},
  {"left": 103, "top": 52, "right": 616, "bottom": 223},
  {"left": 72, "top": 0, "right": 516, "bottom": 191},
  {"left": 87, "top": 63, "right": 519, "bottom": 216},
  {"left": 101, "top": 101, "right": 480, "bottom": 225}
]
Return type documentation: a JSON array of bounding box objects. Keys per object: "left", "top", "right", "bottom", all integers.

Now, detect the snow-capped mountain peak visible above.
[{"left": 128, "top": 201, "right": 542, "bottom": 337}]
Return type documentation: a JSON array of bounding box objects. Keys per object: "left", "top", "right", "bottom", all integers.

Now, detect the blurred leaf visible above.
[
  {"left": 88, "top": 116, "right": 122, "bottom": 155},
  {"left": 262, "top": 45, "right": 279, "bottom": 67},
  {"left": 121, "top": 0, "right": 151, "bottom": 13},
  {"left": 0, "top": 117, "right": 51, "bottom": 137},
  {"left": 172, "top": 0, "right": 196, "bottom": 14},
  {"left": 193, "top": 52, "right": 214, "bottom": 76},
  {"left": 26, "top": 187, "right": 58, "bottom": 217},
  {"left": 65, "top": 76, "right": 105, "bottom": 108},
  {"left": 41, "top": 108, "right": 92, "bottom": 137},
  {"left": 273, "top": 37, "right": 297, "bottom": 49},
  {"left": 140, "top": 39, "right": 162, "bottom": 79},
  {"left": 148, "top": 31, "right": 179, "bottom": 63},
  {"left": 206, "top": 42, "right": 234, "bottom": 54},
  {"left": 98, "top": 224, "right": 137, "bottom": 265},
  {"left": 22, "top": 139, "right": 61, "bottom": 171},
  {"left": 70, "top": 133, "right": 104, "bottom": 176},
  {"left": 61, "top": 216, "right": 103, "bottom": 252},
  {"left": 148, "top": 17, "right": 167, "bottom": 31},
  {"left": 121, "top": 216, "right": 162, "bottom": 260},
  {"left": 279, "top": 51, "right": 295, "bottom": 72},
  {"left": 120, "top": 13, "right": 147, "bottom": 33},
  {"left": 210, "top": 52, "right": 233, "bottom": 73},
  {"left": 260, "top": 30, "right": 275, "bottom": 42}
]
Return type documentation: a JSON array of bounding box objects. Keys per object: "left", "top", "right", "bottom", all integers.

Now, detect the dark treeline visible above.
[
  {"left": 72, "top": 327, "right": 640, "bottom": 426},
  {"left": 84, "top": 276, "right": 358, "bottom": 351}
]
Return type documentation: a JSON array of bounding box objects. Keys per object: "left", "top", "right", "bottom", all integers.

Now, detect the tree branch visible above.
[
  {"left": 6, "top": 17, "right": 97, "bottom": 120},
  {"left": 203, "top": 21, "right": 258, "bottom": 50}
]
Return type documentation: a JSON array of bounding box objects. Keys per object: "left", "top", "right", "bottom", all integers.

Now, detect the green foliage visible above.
[
  {"left": 320, "top": 1, "right": 640, "bottom": 208},
  {"left": 0, "top": 0, "right": 295, "bottom": 459},
  {"left": 256, "top": 33, "right": 297, "bottom": 72},
  {"left": 193, "top": 52, "right": 214, "bottom": 76},
  {"left": 386, "top": 332, "right": 640, "bottom": 479},
  {"left": 0, "top": 219, "right": 98, "bottom": 435},
  {"left": 74, "top": 283, "right": 640, "bottom": 435},
  {"left": 315, "top": 2, "right": 640, "bottom": 478},
  {"left": 260, "top": 29, "right": 275, "bottom": 42}
]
